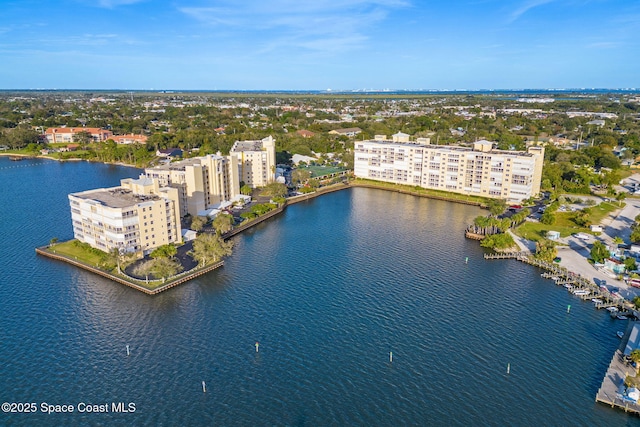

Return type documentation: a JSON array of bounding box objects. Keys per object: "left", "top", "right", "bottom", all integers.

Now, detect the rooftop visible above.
[{"left": 72, "top": 187, "right": 160, "bottom": 209}]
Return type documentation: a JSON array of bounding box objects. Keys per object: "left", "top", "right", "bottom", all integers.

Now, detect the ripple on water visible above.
[{"left": 0, "top": 166, "right": 632, "bottom": 425}]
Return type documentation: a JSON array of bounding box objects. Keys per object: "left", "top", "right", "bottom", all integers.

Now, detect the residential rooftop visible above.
[{"left": 72, "top": 187, "right": 160, "bottom": 209}]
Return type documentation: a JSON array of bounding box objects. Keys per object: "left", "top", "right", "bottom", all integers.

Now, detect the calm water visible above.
[{"left": 0, "top": 157, "right": 636, "bottom": 426}]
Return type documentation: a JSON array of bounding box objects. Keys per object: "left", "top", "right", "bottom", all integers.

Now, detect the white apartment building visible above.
[
  {"left": 144, "top": 153, "right": 240, "bottom": 217},
  {"left": 354, "top": 134, "right": 544, "bottom": 202},
  {"left": 230, "top": 136, "right": 276, "bottom": 188},
  {"left": 69, "top": 177, "right": 181, "bottom": 255}
]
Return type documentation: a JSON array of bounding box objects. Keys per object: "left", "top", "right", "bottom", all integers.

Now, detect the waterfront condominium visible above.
[
  {"left": 143, "top": 153, "right": 240, "bottom": 217},
  {"left": 44, "top": 127, "right": 113, "bottom": 143},
  {"left": 354, "top": 133, "right": 544, "bottom": 202},
  {"left": 229, "top": 135, "right": 276, "bottom": 188},
  {"left": 68, "top": 177, "right": 181, "bottom": 255}
]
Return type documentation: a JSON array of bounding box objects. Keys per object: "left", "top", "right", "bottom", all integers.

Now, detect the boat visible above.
[
  {"left": 617, "top": 315, "right": 629, "bottom": 320},
  {"left": 617, "top": 331, "right": 625, "bottom": 339},
  {"left": 606, "top": 307, "right": 619, "bottom": 313},
  {"left": 8, "top": 156, "right": 23, "bottom": 161},
  {"left": 592, "top": 298, "right": 603, "bottom": 304}
]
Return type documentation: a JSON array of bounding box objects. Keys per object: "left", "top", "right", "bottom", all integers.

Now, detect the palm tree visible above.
[{"left": 630, "top": 349, "right": 640, "bottom": 374}]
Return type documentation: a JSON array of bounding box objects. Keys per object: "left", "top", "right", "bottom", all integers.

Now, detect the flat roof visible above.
[
  {"left": 71, "top": 187, "right": 160, "bottom": 209},
  {"left": 231, "top": 140, "right": 263, "bottom": 152},
  {"left": 358, "top": 139, "right": 535, "bottom": 157},
  {"left": 625, "top": 322, "right": 640, "bottom": 356}
]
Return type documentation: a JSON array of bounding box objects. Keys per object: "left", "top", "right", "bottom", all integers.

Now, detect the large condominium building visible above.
[
  {"left": 45, "top": 127, "right": 113, "bottom": 143},
  {"left": 354, "top": 133, "right": 544, "bottom": 202},
  {"left": 230, "top": 135, "right": 276, "bottom": 188},
  {"left": 69, "top": 177, "right": 181, "bottom": 255},
  {"left": 144, "top": 153, "right": 240, "bottom": 217}
]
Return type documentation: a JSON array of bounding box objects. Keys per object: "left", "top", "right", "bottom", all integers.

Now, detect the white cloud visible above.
[
  {"left": 178, "top": 0, "right": 409, "bottom": 55},
  {"left": 508, "top": 0, "right": 555, "bottom": 23}
]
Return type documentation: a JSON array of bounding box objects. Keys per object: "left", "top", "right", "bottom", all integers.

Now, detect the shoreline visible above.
[
  {"left": 35, "top": 180, "right": 486, "bottom": 294},
  {"left": 0, "top": 152, "right": 141, "bottom": 169}
]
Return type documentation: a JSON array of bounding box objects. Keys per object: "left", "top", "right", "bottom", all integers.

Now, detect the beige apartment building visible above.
[
  {"left": 354, "top": 134, "right": 544, "bottom": 202},
  {"left": 144, "top": 153, "right": 240, "bottom": 217},
  {"left": 68, "top": 177, "right": 181, "bottom": 255},
  {"left": 230, "top": 136, "right": 276, "bottom": 188},
  {"left": 45, "top": 127, "right": 113, "bottom": 143}
]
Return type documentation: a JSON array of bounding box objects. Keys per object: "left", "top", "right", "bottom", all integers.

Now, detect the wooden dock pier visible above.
[
  {"left": 596, "top": 348, "right": 640, "bottom": 415},
  {"left": 484, "top": 251, "right": 629, "bottom": 312}
]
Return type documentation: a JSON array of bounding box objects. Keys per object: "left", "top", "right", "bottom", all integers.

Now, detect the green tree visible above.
[
  {"left": 624, "top": 257, "right": 637, "bottom": 272},
  {"left": 150, "top": 244, "right": 177, "bottom": 259},
  {"left": 190, "top": 216, "right": 207, "bottom": 231},
  {"left": 5, "top": 125, "right": 40, "bottom": 149},
  {"left": 616, "top": 192, "right": 627, "bottom": 207},
  {"left": 240, "top": 184, "right": 252, "bottom": 196},
  {"left": 212, "top": 213, "right": 234, "bottom": 235},
  {"left": 292, "top": 168, "right": 312, "bottom": 185},
  {"left": 534, "top": 240, "right": 557, "bottom": 262},
  {"left": 133, "top": 257, "right": 182, "bottom": 281},
  {"left": 190, "top": 233, "right": 233, "bottom": 266},
  {"left": 261, "top": 182, "right": 288, "bottom": 198},
  {"left": 149, "top": 257, "right": 182, "bottom": 280},
  {"left": 480, "top": 233, "right": 516, "bottom": 251},
  {"left": 487, "top": 198, "right": 507, "bottom": 216},
  {"left": 540, "top": 210, "right": 556, "bottom": 225},
  {"left": 74, "top": 130, "right": 93, "bottom": 148},
  {"left": 590, "top": 240, "right": 610, "bottom": 263}
]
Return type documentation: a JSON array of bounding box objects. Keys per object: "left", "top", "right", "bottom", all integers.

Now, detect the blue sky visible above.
[{"left": 1, "top": 0, "right": 638, "bottom": 90}]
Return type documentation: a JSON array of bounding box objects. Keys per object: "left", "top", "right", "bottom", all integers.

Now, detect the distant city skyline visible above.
[{"left": 2, "top": 0, "right": 639, "bottom": 90}]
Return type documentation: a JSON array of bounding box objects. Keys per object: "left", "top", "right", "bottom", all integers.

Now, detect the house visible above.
[
  {"left": 296, "top": 130, "right": 315, "bottom": 138},
  {"left": 604, "top": 258, "right": 625, "bottom": 275},
  {"left": 590, "top": 225, "right": 603, "bottom": 232},
  {"left": 156, "top": 148, "right": 183, "bottom": 158},
  {"left": 329, "top": 127, "right": 362, "bottom": 137},
  {"left": 547, "top": 230, "right": 561, "bottom": 240},
  {"left": 181, "top": 229, "right": 197, "bottom": 242},
  {"left": 59, "top": 144, "right": 80, "bottom": 152},
  {"left": 587, "top": 119, "right": 606, "bottom": 127},
  {"left": 111, "top": 134, "right": 148, "bottom": 144},
  {"left": 292, "top": 154, "right": 317, "bottom": 165}
]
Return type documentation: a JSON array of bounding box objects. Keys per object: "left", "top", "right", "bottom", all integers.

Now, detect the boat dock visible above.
[
  {"left": 596, "top": 322, "right": 640, "bottom": 415},
  {"left": 484, "top": 252, "right": 630, "bottom": 311},
  {"left": 595, "top": 349, "right": 640, "bottom": 414}
]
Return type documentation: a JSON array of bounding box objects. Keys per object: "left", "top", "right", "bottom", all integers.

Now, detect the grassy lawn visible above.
[
  {"left": 48, "top": 239, "right": 106, "bottom": 266},
  {"left": 514, "top": 201, "right": 623, "bottom": 242},
  {"left": 353, "top": 178, "right": 489, "bottom": 205}
]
